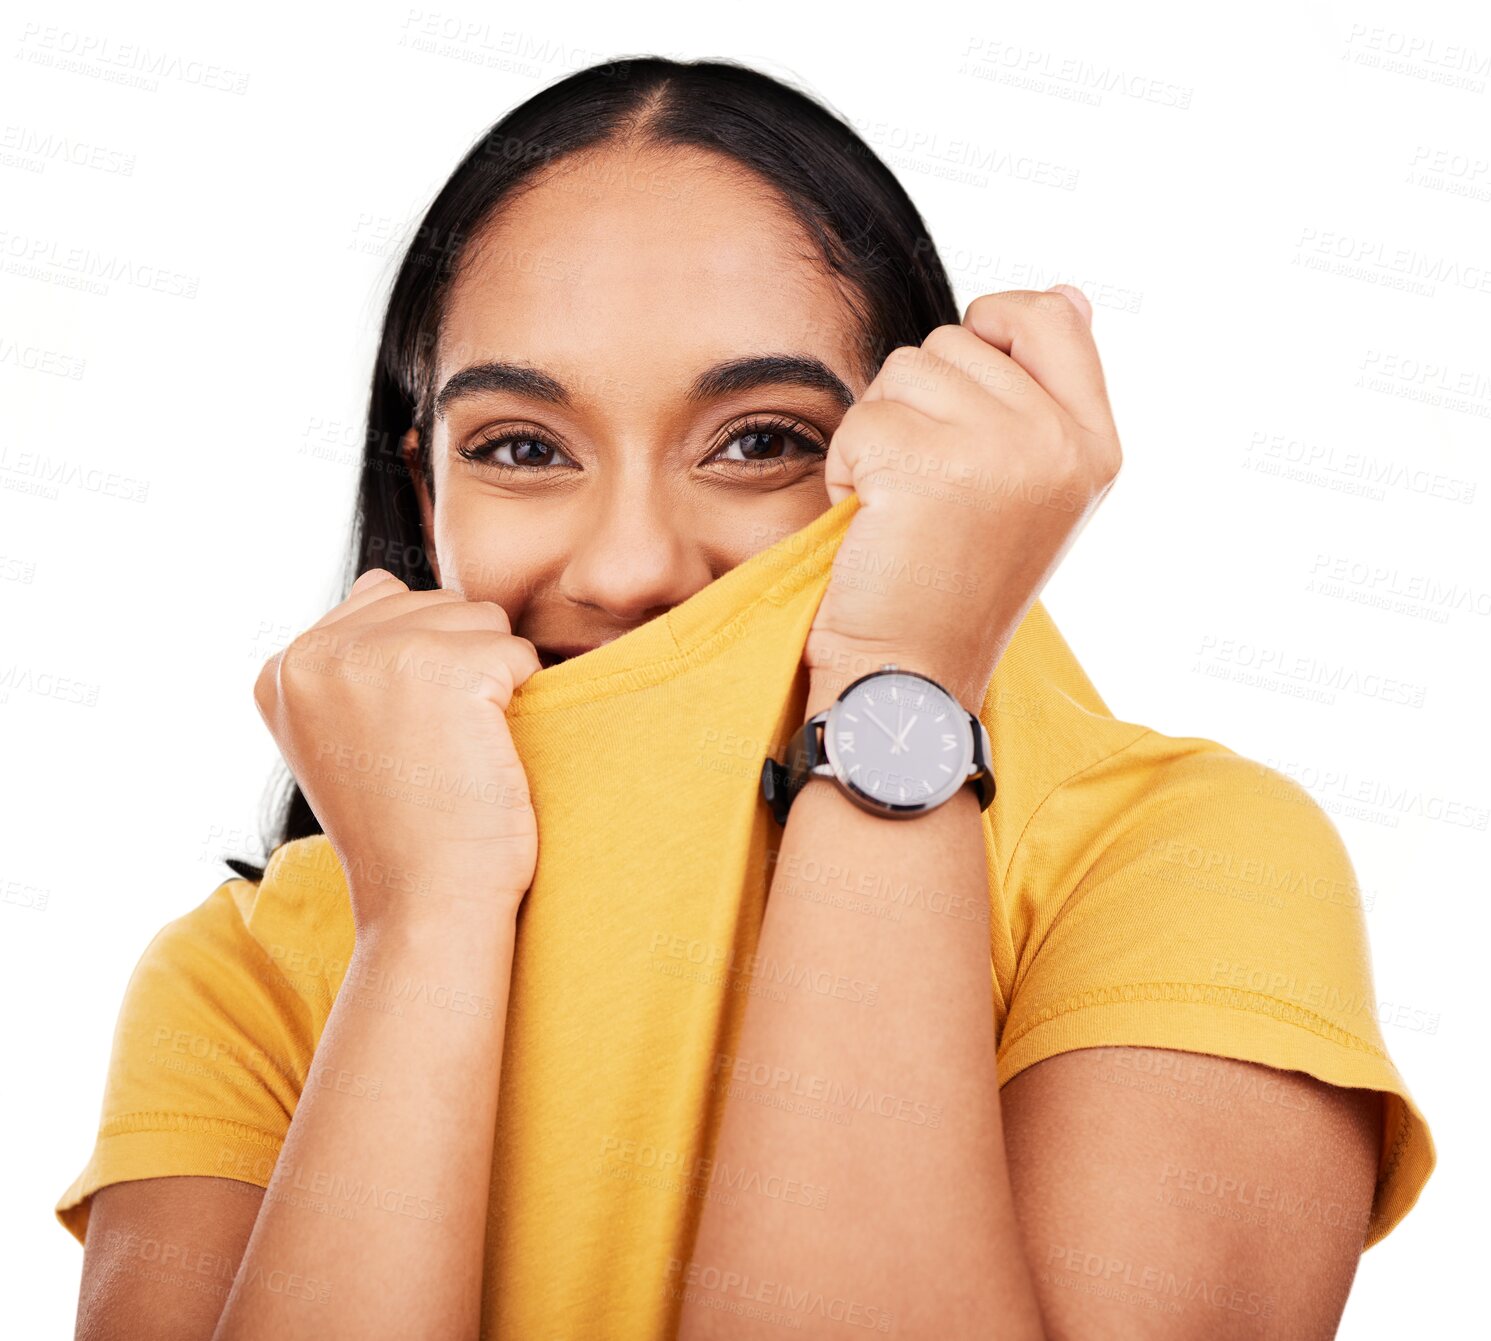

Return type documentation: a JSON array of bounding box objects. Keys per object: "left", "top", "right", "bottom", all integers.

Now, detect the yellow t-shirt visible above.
[{"left": 57, "top": 492, "right": 1435, "bottom": 1336}]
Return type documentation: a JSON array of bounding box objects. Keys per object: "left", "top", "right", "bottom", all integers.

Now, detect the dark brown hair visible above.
[{"left": 225, "top": 55, "right": 957, "bottom": 882}]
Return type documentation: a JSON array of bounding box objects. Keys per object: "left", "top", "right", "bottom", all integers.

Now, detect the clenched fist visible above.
[{"left": 253, "top": 568, "right": 544, "bottom": 936}]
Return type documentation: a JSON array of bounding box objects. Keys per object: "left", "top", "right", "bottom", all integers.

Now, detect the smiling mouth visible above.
[{"left": 536, "top": 645, "right": 594, "bottom": 668}]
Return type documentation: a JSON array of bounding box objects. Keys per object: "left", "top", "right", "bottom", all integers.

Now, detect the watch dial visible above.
[{"left": 827, "top": 671, "right": 973, "bottom": 810}]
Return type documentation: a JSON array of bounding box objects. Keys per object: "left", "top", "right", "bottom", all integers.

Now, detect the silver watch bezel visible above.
[{"left": 819, "top": 665, "right": 977, "bottom": 819}]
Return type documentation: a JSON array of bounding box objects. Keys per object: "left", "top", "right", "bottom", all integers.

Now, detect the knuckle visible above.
[
  {"left": 282, "top": 631, "right": 317, "bottom": 671},
  {"left": 480, "top": 600, "right": 512, "bottom": 633},
  {"left": 511, "top": 638, "right": 543, "bottom": 678},
  {"left": 963, "top": 292, "right": 1002, "bottom": 324},
  {"left": 252, "top": 658, "right": 277, "bottom": 711},
  {"left": 1057, "top": 445, "right": 1089, "bottom": 486},
  {"left": 402, "top": 630, "right": 443, "bottom": 663},
  {"left": 1069, "top": 436, "right": 1118, "bottom": 488},
  {"left": 919, "top": 324, "right": 964, "bottom": 361},
  {"left": 1041, "top": 426, "right": 1088, "bottom": 484},
  {"left": 843, "top": 397, "right": 895, "bottom": 435}
]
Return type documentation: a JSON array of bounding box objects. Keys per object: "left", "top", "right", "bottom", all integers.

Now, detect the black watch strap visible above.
[
  {"left": 759, "top": 716, "right": 823, "bottom": 826},
  {"left": 760, "top": 704, "right": 996, "bottom": 824}
]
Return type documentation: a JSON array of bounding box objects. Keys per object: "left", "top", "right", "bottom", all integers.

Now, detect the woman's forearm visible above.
[
  {"left": 213, "top": 896, "right": 518, "bottom": 1341},
  {"left": 678, "top": 667, "right": 1045, "bottom": 1340}
]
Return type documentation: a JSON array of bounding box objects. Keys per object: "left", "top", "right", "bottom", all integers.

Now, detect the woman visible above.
[{"left": 59, "top": 57, "right": 1433, "bottom": 1339}]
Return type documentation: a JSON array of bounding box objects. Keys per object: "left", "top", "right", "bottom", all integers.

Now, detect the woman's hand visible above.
[
  {"left": 806, "top": 285, "right": 1122, "bottom": 707},
  {"left": 253, "top": 568, "right": 543, "bottom": 934}
]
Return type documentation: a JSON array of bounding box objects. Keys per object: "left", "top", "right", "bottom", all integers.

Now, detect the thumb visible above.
[
  {"left": 351, "top": 567, "right": 396, "bottom": 594},
  {"left": 1047, "top": 284, "right": 1093, "bottom": 328}
]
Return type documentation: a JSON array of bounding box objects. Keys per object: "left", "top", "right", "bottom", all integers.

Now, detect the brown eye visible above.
[
  {"left": 457, "top": 430, "right": 577, "bottom": 470},
  {"left": 729, "top": 430, "right": 792, "bottom": 461},
  {"left": 711, "top": 415, "right": 827, "bottom": 470}
]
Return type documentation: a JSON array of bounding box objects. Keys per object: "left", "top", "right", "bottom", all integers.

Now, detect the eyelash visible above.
[{"left": 455, "top": 414, "right": 828, "bottom": 475}]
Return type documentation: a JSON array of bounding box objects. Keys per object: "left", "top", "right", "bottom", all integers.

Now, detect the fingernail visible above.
[{"left": 1048, "top": 284, "right": 1093, "bottom": 327}]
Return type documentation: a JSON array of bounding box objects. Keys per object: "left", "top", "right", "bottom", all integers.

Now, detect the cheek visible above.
[
  {"left": 431, "top": 494, "right": 554, "bottom": 617},
  {"left": 730, "top": 484, "right": 834, "bottom": 557}
]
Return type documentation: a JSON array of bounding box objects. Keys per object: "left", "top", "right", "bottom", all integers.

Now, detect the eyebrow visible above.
[{"left": 432, "top": 353, "right": 856, "bottom": 420}]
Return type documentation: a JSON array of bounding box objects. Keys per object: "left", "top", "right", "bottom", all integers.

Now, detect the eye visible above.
[
  {"left": 708, "top": 414, "right": 828, "bottom": 473},
  {"left": 456, "top": 426, "right": 577, "bottom": 471}
]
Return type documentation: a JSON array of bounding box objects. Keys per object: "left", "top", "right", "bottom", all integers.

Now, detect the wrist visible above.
[
  {"left": 804, "top": 641, "right": 990, "bottom": 719},
  {"left": 353, "top": 887, "right": 523, "bottom": 957}
]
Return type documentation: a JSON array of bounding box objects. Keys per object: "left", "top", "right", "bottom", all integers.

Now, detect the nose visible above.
[{"left": 556, "top": 468, "right": 715, "bottom": 625}]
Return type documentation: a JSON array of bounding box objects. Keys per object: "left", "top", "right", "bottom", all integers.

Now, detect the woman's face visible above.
[{"left": 402, "top": 144, "right": 873, "bottom": 667}]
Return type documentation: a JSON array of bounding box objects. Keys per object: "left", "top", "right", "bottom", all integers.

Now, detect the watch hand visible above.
[
  {"left": 892, "top": 714, "right": 919, "bottom": 753},
  {"left": 862, "top": 708, "right": 900, "bottom": 743}
]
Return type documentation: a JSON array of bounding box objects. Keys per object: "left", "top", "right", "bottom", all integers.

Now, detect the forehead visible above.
[{"left": 435, "top": 145, "right": 867, "bottom": 410}]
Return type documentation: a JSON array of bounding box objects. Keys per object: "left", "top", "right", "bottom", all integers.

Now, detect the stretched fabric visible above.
[{"left": 57, "top": 492, "right": 1435, "bottom": 1337}]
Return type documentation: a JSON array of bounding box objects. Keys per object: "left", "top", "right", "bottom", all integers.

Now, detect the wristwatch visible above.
[{"left": 760, "top": 664, "right": 995, "bottom": 823}]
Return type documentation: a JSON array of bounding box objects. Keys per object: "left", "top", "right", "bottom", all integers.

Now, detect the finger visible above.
[
  {"left": 823, "top": 398, "right": 942, "bottom": 506},
  {"left": 346, "top": 624, "right": 542, "bottom": 679},
  {"left": 429, "top": 629, "right": 545, "bottom": 700},
  {"left": 961, "top": 289, "right": 1112, "bottom": 432},
  {"left": 356, "top": 598, "right": 515, "bottom": 638},
  {"left": 301, "top": 568, "right": 412, "bottom": 633},
  {"left": 333, "top": 626, "right": 544, "bottom": 707},
  {"left": 867, "top": 327, "right": 1039, "bottom": 426},
  {"left": 311, "top": 583, "right": 464, "bottom": 635},
  {"left": 352, "top": 567, "right": 396, "bottom": 595},
  {"left": 1048, "top": 283, "right": 1093, "bottom": 327}
]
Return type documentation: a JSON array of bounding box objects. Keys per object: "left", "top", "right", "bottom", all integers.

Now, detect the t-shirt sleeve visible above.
[
  {"left": 997, "top": 738, "right": 1436, "bottom": 1251},
  {"left": 55, "top": 878, "right": 316, "bottom": 1244}
]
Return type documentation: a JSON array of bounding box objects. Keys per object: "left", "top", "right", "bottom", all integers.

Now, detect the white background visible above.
[{"left": 3, "top": 0, "right": 1484, "bottom": 1334}]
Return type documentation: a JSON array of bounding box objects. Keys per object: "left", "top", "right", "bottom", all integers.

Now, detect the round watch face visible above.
[{"left": 823, "top": 670, "right": 974, "bottom": 813}]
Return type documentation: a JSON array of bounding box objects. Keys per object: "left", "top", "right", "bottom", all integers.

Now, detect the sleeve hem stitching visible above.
[
  {"left": 1000, "top": 979, "right": 1391, "bottom": 1062},
  {"left": 97, "top": 1110, "right": 287, "bottom": 1148},
  {"left": 997, "top": 980, "right": 1418, "bottom": 1198}
]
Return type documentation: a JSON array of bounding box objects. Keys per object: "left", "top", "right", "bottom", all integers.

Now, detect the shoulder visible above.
[
  {"left": 233, "top": 835, "right": 357, "bottom": 1007},
  {"left": 132, "top": 836, "right": 355, "bottom": 1007},
  {"left": 1010, "top": 731, "right": 1360, "bottom": 927},
  {"left": 997, "top": 735, "right": 1436, "bottom": 1251},
  {"left": 1002, "top": 732, "right": 1373, "bottom": 1061},
  {"left": 54, "top": 848, "right": 351, "bottom": 1245}
]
